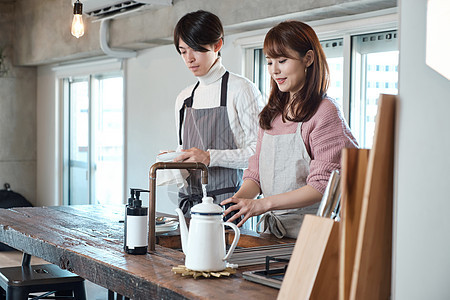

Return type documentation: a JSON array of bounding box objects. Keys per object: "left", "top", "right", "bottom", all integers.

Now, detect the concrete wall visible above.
[
  {"left": 394, "top": 0, "right": 450, "bottom": 298},
  {"left": 0, "top": 1, "right": 37, "bottom": 205},
  {"left": 35, "top": 65, "right": 58, "bottom": 207},
  {"left": 14, "top": 0, "right": 396, "bottom": 66}
]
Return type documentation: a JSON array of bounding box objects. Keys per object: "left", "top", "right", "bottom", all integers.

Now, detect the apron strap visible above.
[
  {"left": 256, "top": 212, "right": 287, "bottom": 239},
  {"left": 207, "top": 185, "right": 238, "bottom": 198},
  {"left": 178, "top": 193, "right": 203, "bottom": 215},
  {"left": 178, "top": 71, "right": 229, "bottom": 145},
  {"left": 220, "top": 71, "right": 229, "bottom": 107},
  {"left": 178, "top": 81, "right": 200, "bottom": 145}
]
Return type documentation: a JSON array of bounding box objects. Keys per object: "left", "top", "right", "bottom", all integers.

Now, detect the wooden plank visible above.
[
  {"left": 350, "top": 94, "right": 396, "bottom": 300},
  {"left": 310, "top": 220, "right": 340, "bottom": 300},
  {"left": 277, "top": 215, "right": 338, "bottom": 300},
  {"left": 0, "top": 205, "right": 283, "bottom": 300},
  {"left": 339, "top": 148, "right": 370, "bottom": 300}
]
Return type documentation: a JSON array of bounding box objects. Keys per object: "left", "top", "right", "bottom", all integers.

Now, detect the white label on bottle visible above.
[{"left": 126, "top": 215, "right": 148, "bottom": 249}]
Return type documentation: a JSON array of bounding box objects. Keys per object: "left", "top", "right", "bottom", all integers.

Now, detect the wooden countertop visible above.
[{"left": 0, "top": 205, "right": 294, "bottom": 300}]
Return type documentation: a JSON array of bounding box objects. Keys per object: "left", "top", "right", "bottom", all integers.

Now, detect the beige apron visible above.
[{"left": 257, "top": 121, "right": 319, "bottom": 238}]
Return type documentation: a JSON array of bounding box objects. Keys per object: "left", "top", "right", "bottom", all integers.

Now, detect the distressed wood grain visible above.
[{"left": 0, "top": 205, "right": 281, "bottom": 300}]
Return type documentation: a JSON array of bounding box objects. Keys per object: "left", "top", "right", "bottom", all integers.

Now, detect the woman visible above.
[
  {"left": 173, "top": 10, "right": 263, "bottom": 217},
  {"left": 221, "top": 20, "right": 358, "bottom": 238}
]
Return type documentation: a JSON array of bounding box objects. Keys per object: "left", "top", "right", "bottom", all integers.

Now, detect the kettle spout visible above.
[{"left": 175, "top": 208, "right": 188, "bottom": 255}]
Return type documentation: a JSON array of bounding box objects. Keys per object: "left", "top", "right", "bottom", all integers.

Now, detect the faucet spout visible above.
[{"left": 148, "top": 162, "right": 208, "bottom": 252}]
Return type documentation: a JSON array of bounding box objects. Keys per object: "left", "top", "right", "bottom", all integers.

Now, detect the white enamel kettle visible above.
[{"left": 175, "top": 197, "right": 240, "bottom": 271}]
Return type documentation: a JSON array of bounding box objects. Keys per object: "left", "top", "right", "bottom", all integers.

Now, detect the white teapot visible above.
[{"left": 175, "top": 197, "right": 240, "bottom": 271}]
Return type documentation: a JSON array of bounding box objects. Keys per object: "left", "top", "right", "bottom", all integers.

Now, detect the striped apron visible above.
[
  {"left": 178, "top": 72, "right": 242, "bottom": 216},
  {"left": 257, "top": 121, "right": 319, "bottom": 239}
]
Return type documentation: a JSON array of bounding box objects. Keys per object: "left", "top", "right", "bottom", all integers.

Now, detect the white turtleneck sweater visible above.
[{"left": 175, "top": 58, "right": 263, "bottom": 169}]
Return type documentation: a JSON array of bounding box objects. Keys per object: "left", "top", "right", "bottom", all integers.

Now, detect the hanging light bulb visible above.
[{"left": 71, "top": 0, "right": 84, "bottom": 38}]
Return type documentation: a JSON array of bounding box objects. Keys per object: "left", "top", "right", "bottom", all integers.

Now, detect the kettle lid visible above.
[{"left": 191, "top": 197, "right": 223, "bottom": 215}]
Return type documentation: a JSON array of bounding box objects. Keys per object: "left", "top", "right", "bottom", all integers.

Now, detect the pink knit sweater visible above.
[{"left": 243, "top": 98, "right": 358, "bottom": 194}]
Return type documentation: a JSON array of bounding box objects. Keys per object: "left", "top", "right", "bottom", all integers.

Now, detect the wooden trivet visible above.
[{"left": 172, "top": 265, "right": 236, "bottom": 279}]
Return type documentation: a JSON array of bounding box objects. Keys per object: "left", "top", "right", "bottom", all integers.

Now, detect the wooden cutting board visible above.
[
  {"left": 339, "top": 148, "right": 370, "bottom": 300},
  {"left": 278, "top": 215, "right": 339, "bottom": 300},
  {"left": 349, "top": 94, "right": 396, "bottom": 300}
]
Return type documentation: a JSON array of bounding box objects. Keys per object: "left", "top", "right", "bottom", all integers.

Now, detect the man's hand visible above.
[{"left": 174, "top": 147, "right": 210, "bottom": 166}]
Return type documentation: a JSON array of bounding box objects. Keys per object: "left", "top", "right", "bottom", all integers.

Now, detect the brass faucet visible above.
[{"left": 148, "top": 162, "right": 208, "bottom": 252}]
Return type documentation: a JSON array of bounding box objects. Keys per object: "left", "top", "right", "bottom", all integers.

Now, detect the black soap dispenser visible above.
[{"left": 124, "top": 188, "right": 149, "bottom": 255}]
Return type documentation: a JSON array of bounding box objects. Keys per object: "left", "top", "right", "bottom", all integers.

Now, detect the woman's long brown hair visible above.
[{"left": 260, "top": 21, "right": 330, "bottom": 129}]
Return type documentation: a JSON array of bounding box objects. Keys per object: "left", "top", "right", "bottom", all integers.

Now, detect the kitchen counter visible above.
[{"left": 0, "top": 205, "right": 295, "bottom": 299}]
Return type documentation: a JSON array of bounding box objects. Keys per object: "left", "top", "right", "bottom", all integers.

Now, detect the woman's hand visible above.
[
  {"left": 174, "top": 147, "right": 210, "bottom": 166},
  {"left": 221, "top": 197, "right": 267, "bottom": 227}
]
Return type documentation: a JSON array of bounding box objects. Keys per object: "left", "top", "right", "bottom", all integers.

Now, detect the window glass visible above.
[
  {"left": 253, "top": 37, "right": 344, "bottom": 107},
  {"left": 320, "top": 38, "right": 344, "bottom": 109},
  {"left": 351, "top": 30, "right": 398, "bottom": 148},
  {"left": 253, "top": 48, "right": 271, "bottom": 102},
  {"left": 91, "top": 75, "right": 124, "bottom": 205},
  {"left": 251, "top": 31, "right": 398, "bottom": 149},
  {"left": 69, "top": 79, "right": 89, "bottom": 205},
  {"left": 65, "top": 73, "right": 124, "bottom": 205}
]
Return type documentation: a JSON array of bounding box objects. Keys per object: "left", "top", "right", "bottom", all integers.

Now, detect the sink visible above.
[
  {"left": 156, "top": 228, "right": 296, "bottom": 250},
  {"left": 156, "top": 230, "right": 182, "bottom": 249}
]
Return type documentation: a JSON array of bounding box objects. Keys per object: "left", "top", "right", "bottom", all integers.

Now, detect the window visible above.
[
  {"left": 253, "top": 48, "right": 272, "bottom": 102},
  {"left": 249, "top": 29, "right": 398, "bottom": 149},
  {"left": 63, "top": 72, "right": 124, "bottom": 205},
  {"left": 350, "top": 30, "right": 398, "bottom": 148},
  {"left": 320, "top": 38, "right": 344, "bottom": 109}
]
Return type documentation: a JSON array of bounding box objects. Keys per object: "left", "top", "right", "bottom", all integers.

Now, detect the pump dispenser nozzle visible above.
[
  {"left": 128, "top": 188, "right": 149, "bottom": 208},
  {"left": 124, "top": 188, "right": 149, "bottom": 255},
  {"left": 128, "top": 188, "right": 137, "bottom": 206},
  {"left": 135, "top": 189, "right": 149, "bottom": 207},
  {"left": 134, "top": 190, "right": 142, "bottom": 208},
  {"left": 134, "top": 189, "right": 148, "bottom": 208}
]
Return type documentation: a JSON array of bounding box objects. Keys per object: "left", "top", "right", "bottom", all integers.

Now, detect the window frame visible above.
[
  {"left": 236, "top": 8, "right": 398, "bottom": 124},
  {"left": 53, "top": 58, "right": 126, "bottom": 205}
]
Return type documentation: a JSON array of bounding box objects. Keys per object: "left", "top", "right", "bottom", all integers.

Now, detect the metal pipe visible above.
[
  {"left": 100, "top": 19, "right": 137, "bottom": 58},
  {"left": 148, "top": 162, "right": 208, "bottom": 252},
  {"left": 21, "top": 253, "right": 31, "bottom": 267}
]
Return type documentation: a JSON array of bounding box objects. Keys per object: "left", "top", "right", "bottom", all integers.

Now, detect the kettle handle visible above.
[{"left": 222, "top": 222, "right": 240, "bottom": 261}]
